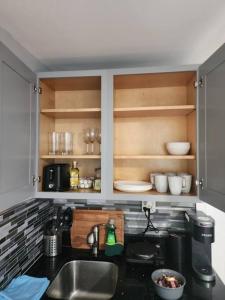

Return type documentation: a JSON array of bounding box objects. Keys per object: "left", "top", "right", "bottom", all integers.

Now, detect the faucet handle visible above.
[
  {"left": 87, "top": 232, "right": 95, "bottom": 246},
  {"left": 87, "top": 225, "right": 99, "bottom": 247}
]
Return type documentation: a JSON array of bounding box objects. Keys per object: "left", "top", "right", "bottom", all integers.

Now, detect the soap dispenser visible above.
[{"left": 106, "top": 218, "right": 117, "bottom": 246}]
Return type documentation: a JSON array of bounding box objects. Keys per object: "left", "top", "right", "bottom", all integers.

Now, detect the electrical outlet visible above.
[{"left": 142, "top": 201, "right": 156, "bottom": 213}]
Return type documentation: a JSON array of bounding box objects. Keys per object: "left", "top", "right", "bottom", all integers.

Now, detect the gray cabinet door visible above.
[
  {"left": 199, "top": 43, "right": 225, "bottom": 212},
  {"left": 0, "top": 42, "right": 36, "bottom": 211}
]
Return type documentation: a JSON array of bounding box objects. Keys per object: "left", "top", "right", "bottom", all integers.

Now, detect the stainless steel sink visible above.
[{"left": 46, "top": 260, "right": 118, "bottom": 300}]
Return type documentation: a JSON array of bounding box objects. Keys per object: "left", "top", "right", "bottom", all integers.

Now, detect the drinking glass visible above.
[
  {"left": 89, "top": 128, "right": 96, "bottom": 154},
  {"left": 48, "top": 132, "right": 60, "bottom": 155},
  {"left": 61, "top": 132, "right": 73, "bottom": 155},
  {"left": 96, "top": 129, "right": 101, "bottom": 154},
  {"left": 84, "top": 128, "right": 91, "bottom": 154}
]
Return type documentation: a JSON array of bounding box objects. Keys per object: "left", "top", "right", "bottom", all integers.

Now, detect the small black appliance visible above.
[
  {"left": 167, "top": 233, "right": 187, "bottom": 273},
  {"left": 43, "top": 163, "right": 70, "bottom": 192},
  {"left": 125, "top": 234, "right": 167, "bottom": 267},
  {"left": 185, "top": 210, "right": 215, "bottom": 282}
]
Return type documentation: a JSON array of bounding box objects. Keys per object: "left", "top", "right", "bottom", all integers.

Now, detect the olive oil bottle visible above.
[{"left": 70, "top": 161, "right": 79, "bottom": 190}]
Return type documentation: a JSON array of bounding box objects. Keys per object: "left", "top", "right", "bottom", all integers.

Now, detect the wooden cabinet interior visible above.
[
  {"left": 38, "top": 76, "right": 101, "bottom": 192},
  {"left": 113, "top": 71, "right": 197, "bottom": 195}
]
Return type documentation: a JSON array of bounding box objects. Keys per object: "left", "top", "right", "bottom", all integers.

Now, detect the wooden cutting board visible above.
[{"left": 71, "top": 209, "right": 124, "bottom": 249}]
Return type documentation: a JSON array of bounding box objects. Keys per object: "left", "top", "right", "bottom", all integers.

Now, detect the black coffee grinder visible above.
[{"left": 185, "top": 211, "right": 215, "bottom": 282}]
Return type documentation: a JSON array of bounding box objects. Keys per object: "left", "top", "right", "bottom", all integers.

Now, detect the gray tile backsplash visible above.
[
  {"left": 0, "top": 199, "right": 53, "bottom": 289},
  {"left": 53, "top": 199, "right": 195, "bottom": 234}
]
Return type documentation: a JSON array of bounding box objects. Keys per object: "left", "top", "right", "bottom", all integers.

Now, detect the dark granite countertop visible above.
[{"left": 27, "top": 244, "right": 225, "bottom": 300}]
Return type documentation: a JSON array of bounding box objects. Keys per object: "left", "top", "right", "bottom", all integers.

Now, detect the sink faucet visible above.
[
  {"left": 87, "top": 225, "right": 99, "bottom": 257},
  {"left": 87, "top": 224, "right": 105, "bottom": 257}
]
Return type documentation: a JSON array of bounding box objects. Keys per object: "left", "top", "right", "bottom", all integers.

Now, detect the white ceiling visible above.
[{"left": 0, "top": 0, "right": 225, "bottom": 70}]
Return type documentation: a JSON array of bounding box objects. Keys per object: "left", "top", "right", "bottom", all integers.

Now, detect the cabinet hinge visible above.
[
  {"left": 196, "top": 178, "right": 204, "bottom": 190},
  {"left": 38, "top": 87, "right": 42, "bottom": 94},
  {"left": 32, "top": 175, "right": 41, "bottom": 186},
  {"left": 33, "top": 86, "right": 42, "bottom": 94},
  {"left": 194, "top": 78, "right": 203, "bottom": 88}
]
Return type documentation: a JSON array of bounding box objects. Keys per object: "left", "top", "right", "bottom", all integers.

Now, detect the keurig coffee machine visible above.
[{"left": 185, "top": 211, "right": 215, "bottom": 282}]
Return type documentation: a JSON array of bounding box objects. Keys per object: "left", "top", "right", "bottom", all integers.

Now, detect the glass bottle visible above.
[{"left": 70, "top": 161, "right": 79, "bottom": 190}]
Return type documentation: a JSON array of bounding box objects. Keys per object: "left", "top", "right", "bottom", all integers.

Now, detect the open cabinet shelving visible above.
[
  {"left": 113, "top": 71, "right": 197, "bottom": 197},
  {"left": 36, "top": 67, "right": 198, "bottom": 202},
  {"left": 38, "top": 76, "right": 102, "bottom": 195}
]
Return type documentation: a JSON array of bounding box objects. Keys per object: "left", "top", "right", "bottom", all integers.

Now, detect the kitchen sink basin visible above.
[{"left": 46, "top": 260, "right": 118, "bottom": 300}]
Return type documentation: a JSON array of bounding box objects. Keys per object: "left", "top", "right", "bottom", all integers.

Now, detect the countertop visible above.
[{"left": 27, "top": 241, "right": 225, "bottom": 300}]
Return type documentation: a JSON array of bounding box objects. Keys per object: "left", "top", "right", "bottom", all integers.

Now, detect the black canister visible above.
[{"left": 167, "top": 233, "right": 187, "bottom": 272}]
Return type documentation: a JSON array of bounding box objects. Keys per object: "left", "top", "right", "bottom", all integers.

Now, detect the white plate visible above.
[{"left": 114, "top": 180, "right": 152, "bottom": 193}]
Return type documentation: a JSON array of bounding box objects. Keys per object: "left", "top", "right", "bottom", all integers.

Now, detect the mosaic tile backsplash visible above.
[
  {"left": 0, "top": 198, "right": 52, "bottom": 289},
  {"left": 53, "top": 198, "right": 195, "bottom": 234}
]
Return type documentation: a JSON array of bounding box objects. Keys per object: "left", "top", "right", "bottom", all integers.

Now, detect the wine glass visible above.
[
  {"left": 96, "top": 129, "right": 101, "bottom": 154},
  {"left": 89, "top": 128, "right": 96, "bottom": 154},
  {"left": 84, "top": 128, "right": 91, "bottom": 154}
]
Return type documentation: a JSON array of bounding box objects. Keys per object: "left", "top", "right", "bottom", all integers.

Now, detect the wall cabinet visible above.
[
  {"left": 36, "top": 68, "right": 198, "bottom": 202},
  {"left": 36, "top": 71, "right": 109, "bottom": 200},
  {"left": 198, "top": 44, "right": 225, "bottom": 212},
  {"left": 1, "top": 40, "right": 225, "bottom": 212},
  {"left": 0, "top": 42, "right": 36, "bottom": 210}
]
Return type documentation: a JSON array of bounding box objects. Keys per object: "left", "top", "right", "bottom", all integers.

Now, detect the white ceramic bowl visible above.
[{"left": 166, "top": 142, "right": 190, "bottom": 155}]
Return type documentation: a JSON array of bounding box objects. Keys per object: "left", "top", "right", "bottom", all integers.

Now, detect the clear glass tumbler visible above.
[
  {"left": 61, "top": 132, "right": 73, "bottom": 155},
  {"left": 48, "top": 132, "right": 61, "bottom": 155}
]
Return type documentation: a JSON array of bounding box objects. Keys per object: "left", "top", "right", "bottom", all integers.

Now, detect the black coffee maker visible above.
[{"left": 185, "top": 211, "right": 215, "bottom": 282}]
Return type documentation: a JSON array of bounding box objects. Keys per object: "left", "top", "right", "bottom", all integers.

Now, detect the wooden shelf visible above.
[
  {"left": 41, "top": 108, "right": 101, "bottom": 119},
  {"left": 114, "top": 105, "right": 195, "bottom": 118},
  {"left": 114, "top": 155, "right": 195, "bottom": 160},
  {"left": 41, "top": 155, "right": 101, "bottom": 160},
  {"left": 113, "top": 189, "right": 196, "bottom": 197},
  {"left": 66, "top": 188, "right": 101, "bottom": 194}
]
